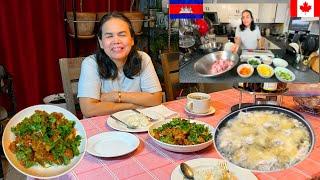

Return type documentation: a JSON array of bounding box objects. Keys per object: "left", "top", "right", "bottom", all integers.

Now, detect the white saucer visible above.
[
  {"left": 87, "top": 131, "right": 139, "bottom": 157},
  {"left": 184, "top": 106, "right": 216, "bottom": 116}
]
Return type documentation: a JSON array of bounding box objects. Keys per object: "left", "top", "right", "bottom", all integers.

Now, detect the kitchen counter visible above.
[
  {"left": 264, "top": 36, "right": 288, "bottom": 49},
  {"left": 179, "top": 49, "right": 320, "bottom": 83}
]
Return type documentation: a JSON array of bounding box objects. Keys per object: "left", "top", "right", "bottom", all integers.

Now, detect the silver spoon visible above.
[
  {"left": 180, "top": 162, "right": 194, "bottom": 179},
  {"left": 110, "top": 115, "right": 137, "bottom": 129}
]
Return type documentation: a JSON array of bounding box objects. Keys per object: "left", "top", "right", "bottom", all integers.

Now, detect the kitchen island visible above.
[{"left": 179, "top": 49, "right": 319, "bottom": 83}]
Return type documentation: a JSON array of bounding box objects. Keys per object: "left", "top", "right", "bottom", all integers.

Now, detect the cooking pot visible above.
[{"left": 213, "top": 104, "right": 315, "bottom": 172}]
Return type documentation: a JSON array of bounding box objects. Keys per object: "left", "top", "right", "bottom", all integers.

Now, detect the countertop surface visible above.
[
  {"left": 179, "top": 49, "right": 320, "bottom": 83},
  {"left": 264, "top": 36, "right": 289, "bottom": 49}
]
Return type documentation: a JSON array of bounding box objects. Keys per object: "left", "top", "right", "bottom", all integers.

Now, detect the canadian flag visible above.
[{"left": 290, "top": 0, "right": 320, "bottom": 17}]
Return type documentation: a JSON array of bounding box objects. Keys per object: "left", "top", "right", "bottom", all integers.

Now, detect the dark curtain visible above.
[{"left": 0, "top": 0, "right": 131, "bottom": 112}]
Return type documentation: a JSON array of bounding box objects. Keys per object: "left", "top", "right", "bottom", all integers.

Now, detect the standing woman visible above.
[
  {"left": 232, "top": 9, "right": 264, "bottom": 52},
  {"left": 78, "top": 12, "right": 162, "bottom": 117}
]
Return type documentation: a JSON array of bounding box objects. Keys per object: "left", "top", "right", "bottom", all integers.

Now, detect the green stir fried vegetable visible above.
[
  {"left": 248, "top": 58, "right": 260, "bottom": 66},
  {"left": 276, "top": 70, "right": 292, "bottom": 81},
  {"left": 9, "top": 110, "right": 82, "bottom": 168},
  {"left": 151, "top": 118, "right": 212, "bottom": 145}
]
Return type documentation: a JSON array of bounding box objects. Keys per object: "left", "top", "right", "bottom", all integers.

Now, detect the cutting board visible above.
[{"left": 240, "top": 49, "right": 275, "bottom": 62}]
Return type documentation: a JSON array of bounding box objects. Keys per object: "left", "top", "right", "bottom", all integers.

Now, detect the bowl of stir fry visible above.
[
  {"left": 2, "top": 104, "right": 87, "bottom": 179},
  {"left": 148, "top": 118, "right": 214, "bottom": 152}
]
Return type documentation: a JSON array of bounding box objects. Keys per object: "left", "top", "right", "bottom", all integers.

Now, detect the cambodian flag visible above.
[{"left": 169, "top": 0, "right": 203, "bottom": 19}]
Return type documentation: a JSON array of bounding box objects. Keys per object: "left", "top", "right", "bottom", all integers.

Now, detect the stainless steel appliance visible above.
[{"left": 204, "top": 12, "right": 219, "bottom": 25}]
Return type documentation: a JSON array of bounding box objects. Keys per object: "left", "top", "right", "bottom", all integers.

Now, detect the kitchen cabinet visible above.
[
  {"left": 275, "top": 3, "right": 288, "bottom": 23},
  {"left": 226, "top": 4, "right": 259, "bottom": 23},
  {"left": 218, "top": 4, "right": 231, "bottom": 23},
  {"left": 258, "top": 3, "right": 277, "bottom": 23},
  {"left": 203, "top": 3, "right": 219, "bottom": 12},
  {"left": 204, "top": 3, "right": 259, "bottom": 23},
  {"left": 203, "top": 4, "right": 233, "bottom": 23},
  {"left": 227, "top": 4, "right": 245, "bottom": 17},
  {"left": 245, "top": 4, "right": 259, "bottom": 22},
  {"left": 227, "top": 4, "right": 259, "bottom": 19}
]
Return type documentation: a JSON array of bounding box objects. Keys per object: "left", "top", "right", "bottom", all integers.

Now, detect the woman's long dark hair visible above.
[
  {"left": 96, "top": 12, "right": 141, "bottom": 80},
  {"left": 240, "top": 9, "right": 256, "bottom": 31}
]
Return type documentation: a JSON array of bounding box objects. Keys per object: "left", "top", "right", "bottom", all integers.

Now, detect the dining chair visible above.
[
  {"left": 160, "top": 52, "right": 180, "bottom": 101},
  {"left": 59, "top": 57, "right": 85, "bottom": 115}
]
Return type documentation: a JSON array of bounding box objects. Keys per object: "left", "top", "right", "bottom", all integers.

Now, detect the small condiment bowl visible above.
[
  {"left": 247, "top": 57, "right": 261, "bottom": 68},
  {"left": 257, "top": 64, "right": 274, "bottom": 78},
  {"left": 237, "top": 64, "right": 254, "bottom": 78},
  {"left": 261, "top": 56, "right": 273, "bottom": 65},
  {"left": 275, "top": 67, "right": 296, "bottom": 82},
  {"left": 273, "top": 58, "right": 289, "bottom": 67}
]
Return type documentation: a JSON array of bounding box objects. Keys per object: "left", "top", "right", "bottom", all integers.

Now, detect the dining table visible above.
[{"left": 32, "top": 88, "right": 320, "bottom": 180}]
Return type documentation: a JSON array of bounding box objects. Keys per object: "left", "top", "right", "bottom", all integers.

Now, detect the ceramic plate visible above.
[
  {"left": 2, "top": 104, "right": 87, "bottom": 179},
  {"left": 148, "top": 119, "right": 214, "bottom": 153},
  {"left": 184, "top": 106, "right": 216, "bottom": 116},
  {"left": 107, "top": 109, "right": 163, "bottom": 133},
  {"left": 273, "top": 58, "right": 288, "bottom": 67},
  {"left": 87, "top": 131, "right": 139, "bottom": 157},
  {"left": 171, "top": 158, "right": 257, "bottom": 180}
]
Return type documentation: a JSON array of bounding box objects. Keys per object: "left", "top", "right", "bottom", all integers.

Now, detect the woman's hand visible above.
[
  {"left": 231, "top": 44, "right": 239, "bottom": 54},
  {"left": 232, "top": 37, "right": 241, "bottom": 53},
  {"left": 258, "top": 37, "right": 266, "bottom": 50}
]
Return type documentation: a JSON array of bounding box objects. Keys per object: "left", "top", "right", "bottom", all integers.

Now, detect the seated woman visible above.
[
  {"left": 78, "top": 12, "right": 162, "bottom": 117},
  {"left": 232, "top": 9, "right": 264, "bottom": 53}
]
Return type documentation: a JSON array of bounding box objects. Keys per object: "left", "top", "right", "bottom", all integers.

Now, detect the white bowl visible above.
[
  {"left": 275, "top": 67, "right": 296, "bottom": 82},
  {"left": 260, "top": 56, "right": 273, "bottom": 65},
  {"left": 257, "top": 64, "right": 274, "bottom": 78},
  {"left": 273, "top": 58, "right": 288, "bottom": 67},
  {"left": 2, "top": 104, "right": 87, "bottom": 179},
  {"left": 237, "top": 64, "right": 254, "bottom": 78},
  {"left": 247, "top": 57, "right": 261, "bottom": 68},
  {"left": 148, "top": 119, "right": 214, "bottom": 153}
]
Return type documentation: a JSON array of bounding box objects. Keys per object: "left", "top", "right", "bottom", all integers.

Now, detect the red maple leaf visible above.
[{"left": 300, "top": 1, "right": 312, "bottom": 14}]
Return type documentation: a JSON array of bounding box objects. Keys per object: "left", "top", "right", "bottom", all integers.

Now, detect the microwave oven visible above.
[{"left": 204, "top": 12, "right": 219, "bottom": 25}]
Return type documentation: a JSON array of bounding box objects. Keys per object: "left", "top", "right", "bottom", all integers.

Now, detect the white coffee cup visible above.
[{"left": 186, "top": 92, "right": 211, "bottom": 114}]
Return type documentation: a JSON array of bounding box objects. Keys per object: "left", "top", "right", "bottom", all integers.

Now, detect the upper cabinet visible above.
[
  {"left": 204, "top": 3, "right": 262, "bottom": 23},
  {"left": 246, "top": 4, "right": 259, "bottom": 23},
  {"left": 204, "top": 3, "right": 288, "bottom": 24},
  {"left": 218, "top": 4, "right": 231, "bottom": 23},
  {"left": 204, "top": 3, "right": 219, "bottom": 12},
  {"left": 227, "top": 4, "right": 259, "bottom": 23},
  {"left": 258, "top": 4, "right": 277, "bottom": 23},
  {"left": 275, "top": 3, "right": 288, "bottom": 23}
]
